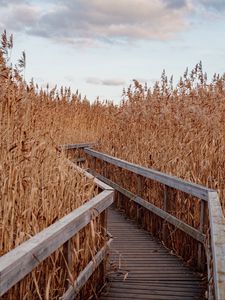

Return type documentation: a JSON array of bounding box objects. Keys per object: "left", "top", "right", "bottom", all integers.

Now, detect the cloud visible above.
[
  {"left": 101, "top": 79, "right": 126, "bottom": 86},
  {"left": 0, "top": 0, "right": 224, "bottom": 47},
  {"left": 0, "top": 3, "right": 40, "bottom": 32},
  {"left": 34, "top": 0, "right": 190, "bottom": 42},
  {"left": 86, "top": 77, "right": 125, "bottom": 86},
  {"left": 0, "top": 0, "right": 27, "bottom": 5},
  {"left": 64, "top": 75, "right": 75, "bottom": 83},
  {"left": 86, "top": 77, "right": 102, "bottom": 85},
  {"left": 163, "top": 0, "right": 188, "bottom": 9},
  {"left": 199, "top": 0, "right": 225, "bottom": 11},
  {"left": 0, "top": 0, "right": 191, "bottom": 45}
]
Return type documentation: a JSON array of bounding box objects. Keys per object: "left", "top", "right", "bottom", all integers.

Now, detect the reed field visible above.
[
  {"left": 0, "top": 32, "right": 105, "bottom": 299},
  {"left": 77, "top": 64, "right": 225, "bottom": 211},
  {"left": 0, "top": 31, "right": 225, "bottom": 298}
]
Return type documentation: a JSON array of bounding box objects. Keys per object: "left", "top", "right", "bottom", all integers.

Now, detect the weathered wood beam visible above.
[
  {"left": 0, "top": 190, "right": 114, "bottom": 296},
  {"left": 67, "top": 161, "right": 113, "bottom": 191},
  {"left": 208, "top": 191, "right": 225, "bottom": 300},
  {"left": 88, "top": 171, "right": 205, "bottom": 244},
  {"left": 85, "top": 148, "right": 213, "bottom": 201},
  {"left": 59, "top": 143, "right": 96, "bottom": 150}
]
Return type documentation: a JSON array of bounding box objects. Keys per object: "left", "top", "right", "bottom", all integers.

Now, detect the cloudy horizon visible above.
[{"left": 0, "top": 0, "right": 225, "bottom": 102}]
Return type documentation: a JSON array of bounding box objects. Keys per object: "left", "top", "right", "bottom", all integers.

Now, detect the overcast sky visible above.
[{"left": 0, "top": 0, "right": 225, "bottom": 102}]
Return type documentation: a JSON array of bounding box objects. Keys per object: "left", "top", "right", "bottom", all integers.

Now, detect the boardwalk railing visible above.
[
  {"left": 1, "top": 142, "right": 224, "bottom": 299},
  {"left": 65, "top": 145, "right": 224, "bottom": 300},
  {"left": 0, "top": 149, "right": 114, "bottom": 298}
]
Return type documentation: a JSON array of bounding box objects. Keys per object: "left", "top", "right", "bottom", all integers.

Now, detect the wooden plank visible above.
[
  {"left": 100, "top": 208, "right": 205, "bottom": 300},
  {"left": 60, "top": 238, "right": 113, "bottom": 300},
  {"left": 101, "top": 292, "right": 197, "bottom": 300},
  {"left": 59, "top": 143, "right": 96, "bottom": 150},
  {"left": 208, "top": 191, "right": 225, "bottom": 300},
  {"left": 0, "top": 190, "right": 114, "bottom": 296},
  {"left": 68, "top": 162, "right": 113, "bottom": 191},
  {"left": 108, "top": 282, "right": 205, "bottom": 292},
  {"left": 84, "top": 148, "right": 213, "bottom": 201},
  {"left": 88, "top": 171, "right": 205, "bottom": 243}
]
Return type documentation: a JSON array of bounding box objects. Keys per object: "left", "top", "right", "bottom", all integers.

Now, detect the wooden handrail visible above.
[
  {"left": 0, "top": 185, "right": 114, "bottom": 296},
  {"left": 59, "top": 142, "right": 96, "bottom": 150},
  {"left": 84, "top": 148, "right": 214, "bottom": 201},
  {"left": 208, "top": 191, "right": 225, "bottom": 300},
  {"left": 66, "top": 160, "right": 113, "bottom": 191},
  {"left": 88, "top": 170, "right": 205, "bottom": 243}
]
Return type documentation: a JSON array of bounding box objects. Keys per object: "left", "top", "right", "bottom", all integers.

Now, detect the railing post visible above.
[
  {"left": 63, "top": 240, "right": 72, "bottom": 289},
  {"left": 93, "top": 157, "right": 97, "bottom": 171},
  {"left": 162, "top": 185, "right": 168, "bottom": 242},
  {"left": 198, "top": 200, "right": 206, "bottom": 271},
  {"left": 101, "top": 209, "right": 108, "bottom": 284},
  {"left": 137, "top": 175, "right": 144, "bottom": 221},
  {"left": 103, "top": 161, "right": 108, "bottom": 178}
]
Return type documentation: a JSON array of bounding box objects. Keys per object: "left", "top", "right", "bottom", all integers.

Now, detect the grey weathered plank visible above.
[
  {"left": 162, "top": 185, "right": 169, "bottom": 242},
  {"left": 60, "top": 238, "right": 113, "bottom": 300},
  {"left": 197, "top": 200, "right": 206, "bottom": 270},
  {"left": 60, "top": 142, "right": 96, "bottom": 150},
  {"left": 100, "top": 208, "right": 205, "bottom": 300},
  {"left": 208, "top": 191, "right": 225, "bottom": 300},
  {"left": 0, "top": 190, "right": 114, "bottom": 296},
  {"left": 68, "top": 161, "right": 113, "bottom": 191},
  {"left": 84, "top": 148, "right": 213, "bottom": 200},
  {"left": 88, "top": 171, "right": 205, "bottom": 243}
]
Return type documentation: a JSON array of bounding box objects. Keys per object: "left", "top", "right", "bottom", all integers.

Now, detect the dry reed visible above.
[{"left": 0, "top": 31, "right": 105, "bottom": 299}]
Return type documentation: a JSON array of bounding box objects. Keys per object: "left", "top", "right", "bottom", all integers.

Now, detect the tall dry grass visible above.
[
  {"left": 81, "top": 65, "right": 225, "bottom": 211},
  {"left": 0, "top": 32, "right": 104, "bottom": 299}
]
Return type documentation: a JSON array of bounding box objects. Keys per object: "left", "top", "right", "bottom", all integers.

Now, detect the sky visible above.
[{"left": 0, "top": 0, "right": 225, "bottom": 103}]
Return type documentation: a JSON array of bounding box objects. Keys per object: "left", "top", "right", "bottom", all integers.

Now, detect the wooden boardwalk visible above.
[
  {"left": 101, "top": 207, "right": 206, "bottom": 300},
  {"left": 1, "top": 144, "right": 225, "bottom": 299}
]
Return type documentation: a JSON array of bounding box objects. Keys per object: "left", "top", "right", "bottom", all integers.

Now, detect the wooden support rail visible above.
[
  {"left": 84, "top": 148, "right": 212, "bottom": 201},
  {"left": 0, "top": 181, "right": 114, "bottom": 297},
  {"left": 208, "top": 192, "right": 225, "bottom": 300},
  {"left": 87, "top": 170, "right": 205, "bottom": 243},
  {"left": 66, "top": 159, "right": 112, "bottom": 191},
  {"left": 59, "top": 142, "right": 96, "bottom": 150},
  {"left": 60, "top": 238, "right": 113, "bottom": 300}
]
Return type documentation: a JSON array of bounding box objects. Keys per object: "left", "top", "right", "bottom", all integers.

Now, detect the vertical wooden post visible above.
[
  {"left": 85, "top": 152, "right": 90, "bottom": 169},
  {"left": 162, "top": 185, "right": 168, "bottom": 243},
  {"left": 63, "top": 239, "right": 72, "bottom": 289},
  {"left": 137, "top": 175, "right": 143, "bottom": 196},
  {"left": 197, "top": 200, "right": 206, "bottom": 271},
  {"left": 93, "top": 157, "right": 97, "bottom": 172},
  {"left": 101, "top": 209, "right": 107, "bottom": 288},
  {"left": 205, "top": 229, "right": 213, "bottom": 299},
  {"left": 104, "top": 161, "right": 108, "bottom": 178},
  {"left": 137, "top": 175, "right": 143, "bottom": 222}
]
